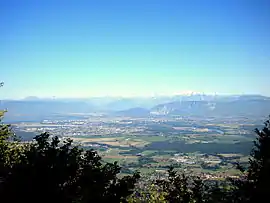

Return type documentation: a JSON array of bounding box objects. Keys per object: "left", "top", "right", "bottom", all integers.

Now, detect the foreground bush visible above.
[
  {"left": 0, "top": 129, "right": 140, "bottom": 203},
  {"left": 127, "top": 183, "right": 167, "bottom": 203}
]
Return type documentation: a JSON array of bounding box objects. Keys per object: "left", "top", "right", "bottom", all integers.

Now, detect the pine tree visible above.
[{"left": 231, "top": 116, "right": 270, "bottom": 203}]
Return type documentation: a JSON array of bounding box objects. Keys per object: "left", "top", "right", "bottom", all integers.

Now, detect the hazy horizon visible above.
[
  {"left": 1, "top": 0, "right": 270, "bottom": 99},
  {"left": 1, "top": 92, "right": 270, "bottom": 101}
]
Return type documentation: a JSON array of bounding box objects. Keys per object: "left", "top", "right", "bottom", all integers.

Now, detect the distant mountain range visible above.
[
  {"left": 1, "top": 94, "right": 270, "bottom": 121},
  {"left": 110, "top": 95, "right": 270, "bottom": 118},
  {"left": 150, "top": 98, "right": 270, "bottom": 117}
]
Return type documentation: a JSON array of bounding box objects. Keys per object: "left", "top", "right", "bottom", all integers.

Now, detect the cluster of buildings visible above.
[{"left": 16, "top": 118, "right": 148, "bottom": 138}]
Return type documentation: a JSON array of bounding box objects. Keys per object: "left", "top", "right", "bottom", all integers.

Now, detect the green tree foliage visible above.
[
  {"left": 0, "top": 132, "right": 140, "bottom": 203},
  {"left": 230, "top": 116, "right": 270, "bottom": 203},
  {"left": 127, "top": 184, "right": 167, "bottom": 203},
  {"left": 156, "top": 167, "right": 193, "bottom": 203},
  {"left": 0, "top": 90, "right": 22, "bottom": 179},
  {"left": 155, "top": 167, "right": 216, "bottom": 203}
]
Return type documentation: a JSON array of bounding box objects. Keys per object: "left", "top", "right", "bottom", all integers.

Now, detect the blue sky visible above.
[{"left": 0, "top": 0, "right": 270, "bottom": 99}]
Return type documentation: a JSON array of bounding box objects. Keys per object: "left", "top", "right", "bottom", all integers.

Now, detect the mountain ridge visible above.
[{"left": 1, "top": 94, "right": 270, "bottom": 121}]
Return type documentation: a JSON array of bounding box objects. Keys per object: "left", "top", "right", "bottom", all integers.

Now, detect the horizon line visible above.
[{"left": 1, "top": 93, "right": 269, "bottom": 101}]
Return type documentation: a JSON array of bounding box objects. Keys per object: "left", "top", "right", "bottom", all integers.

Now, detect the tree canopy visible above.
[{"left": 0, "top": 128, "right": 140, "bottom": 203}]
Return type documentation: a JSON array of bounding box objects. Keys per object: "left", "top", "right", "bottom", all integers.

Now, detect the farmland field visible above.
[{"left": 14, "top": 115, "right": 256, "bottom": 178}]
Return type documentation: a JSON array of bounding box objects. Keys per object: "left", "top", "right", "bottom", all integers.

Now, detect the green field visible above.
[{"left": 69, "top": 121, "right": 254, "bottom": 177}]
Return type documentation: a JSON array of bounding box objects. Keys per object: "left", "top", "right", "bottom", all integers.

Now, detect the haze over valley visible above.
[
  {"left": 2, "top": 94, "right": 270, "bottom": 121},
  {"left": 2, "top": 93, "right": 269, "bottom": 178}
]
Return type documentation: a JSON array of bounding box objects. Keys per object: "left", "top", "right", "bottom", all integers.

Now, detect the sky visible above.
[{"left": 0, "top": 0, "right": 270, "bottom": 99}]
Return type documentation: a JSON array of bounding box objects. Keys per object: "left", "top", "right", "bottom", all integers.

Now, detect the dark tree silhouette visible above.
[
  {"left": 0, "top": 132, "right": 140, "bottom": 203},
  {"left": 230, "top": 116, "right": 270, "bottom": 203},
  {"left": 156, "top": 166, "right": 216, "bottom": 203}
]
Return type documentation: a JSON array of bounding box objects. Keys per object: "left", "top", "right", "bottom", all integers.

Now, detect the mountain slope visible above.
[{"left": 151, "top": 97, "right": 270, "bottom": 117}]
